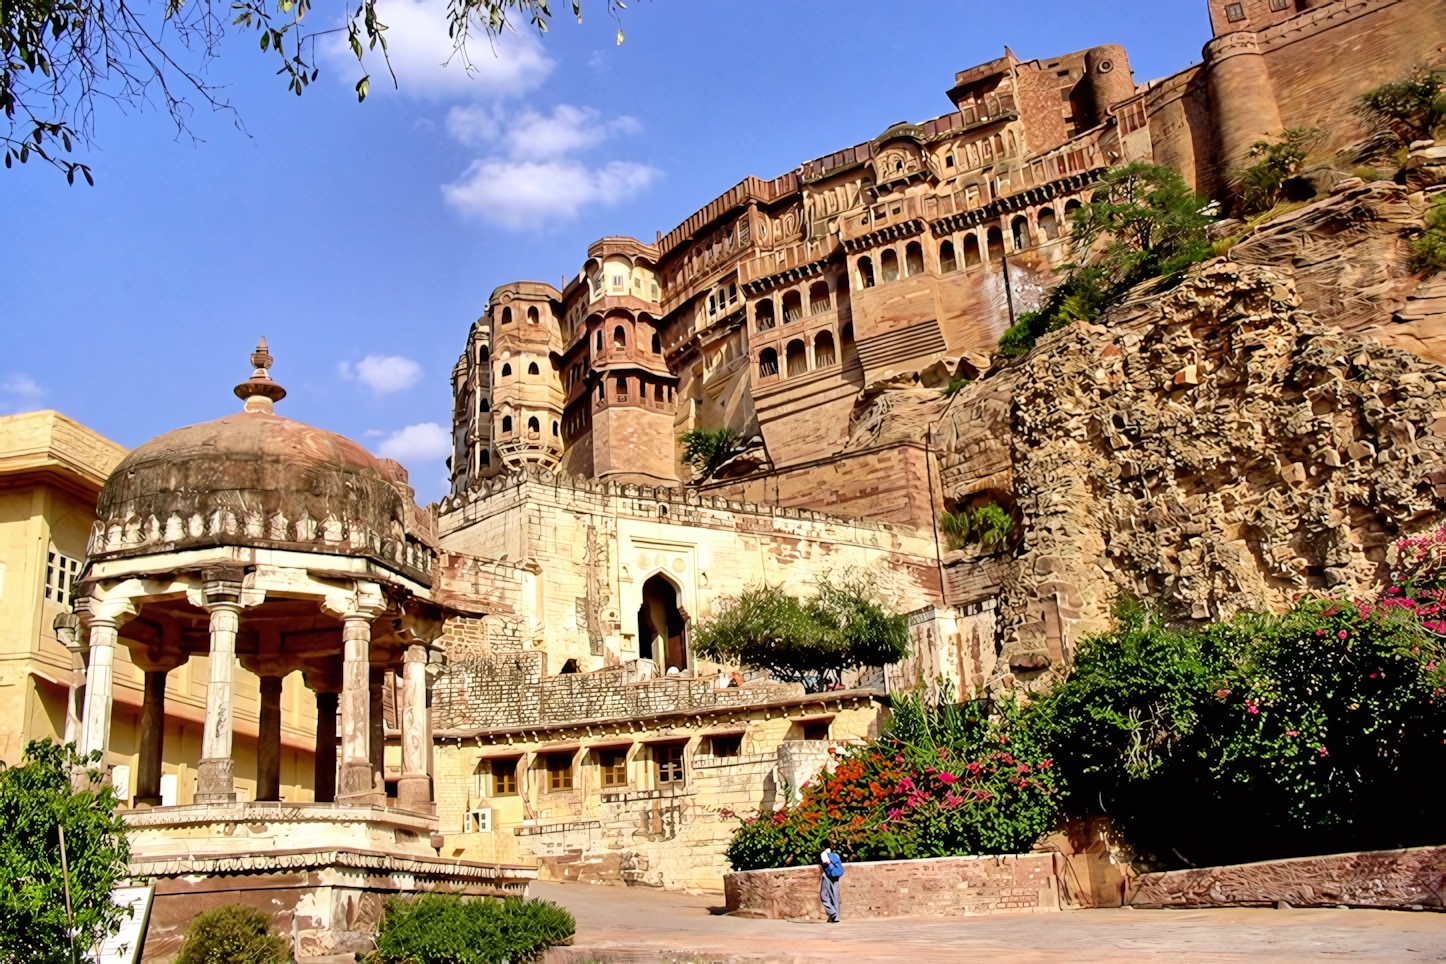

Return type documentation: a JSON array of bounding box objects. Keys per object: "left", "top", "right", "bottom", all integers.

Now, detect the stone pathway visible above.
[{"left": 534, "top": 880, "right": 1446, "bottom": 963}]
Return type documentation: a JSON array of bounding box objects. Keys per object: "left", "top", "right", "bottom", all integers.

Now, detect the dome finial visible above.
[{"left": 234, "top": 337, "right": 288, "bottom": 414}]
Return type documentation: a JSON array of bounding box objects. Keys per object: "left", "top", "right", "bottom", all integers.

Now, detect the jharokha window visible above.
[
  {"left": 655, "top": 743, "right": 686, "bottom": 786},
  {"left": 597, "top": 749, "right": 628, "bottom": 788},
  {"left": 545, "top": 754, "right": 574, "bottom": 792}
]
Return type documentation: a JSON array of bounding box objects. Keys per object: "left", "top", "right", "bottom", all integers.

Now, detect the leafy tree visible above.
[
  {"left": 725, "top": 691, "right": 1059, "bottom": 870},
  {"left": 1238, "top": 127, "right": 1319, "bottom": 215},
  {"left": 680, "top": 427, "right": 740, "bottom": 482},
  {"left": 2, "top": 0, "right": 629, "bottom": 179},
  {"left": 0, "top": 740, "right": 131, "bottom": 964},
  {"left": 938, "top": 502, "right": 1013, "bottom": 552},
  {"left": 1354, "top": 66, "right": 1446, "bottom": 144},
  {"left": 998, "top": 163, "right": 1215, "bottom": 356},
  {"left": 1039, "top": 595, "right": 1446, "bottom": 868},
  {"left": 175, "top": 905, "right": 289, "bottom": 964},
  {"left": 693, "top": 572, "right": 909, "bottom": 691},
  {"left": 366, "top": 893, "right": 575, "bottom": 964}
]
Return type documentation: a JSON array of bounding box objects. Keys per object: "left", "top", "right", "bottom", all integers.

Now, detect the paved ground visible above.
[{"left": 533, "top": 880, "right": 1446, "bottom": 963}]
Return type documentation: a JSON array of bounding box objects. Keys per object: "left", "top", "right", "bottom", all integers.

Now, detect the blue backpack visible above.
[{"left": 827, "top": 852, "right": 845, "bottom": 879}]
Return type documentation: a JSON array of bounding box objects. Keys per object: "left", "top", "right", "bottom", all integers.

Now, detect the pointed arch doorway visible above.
[{"left": 638, "top": 572, "right": 688, "bottom": 673}]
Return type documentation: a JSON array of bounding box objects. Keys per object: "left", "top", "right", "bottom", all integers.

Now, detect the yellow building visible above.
[{"left": 0, "top": 409, "right": 318, "bottom": 804}]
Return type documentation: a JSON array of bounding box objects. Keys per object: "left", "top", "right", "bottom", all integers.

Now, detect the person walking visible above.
[{"left": 819, "top": 845, "right": 844, "bottom": 923}]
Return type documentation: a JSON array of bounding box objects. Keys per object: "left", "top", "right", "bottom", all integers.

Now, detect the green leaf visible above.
[{"left": 356, "top": 75, "right": 370, "bottom": 102}]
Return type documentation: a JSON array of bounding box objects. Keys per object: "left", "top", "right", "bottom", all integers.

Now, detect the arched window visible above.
[
  {"left": 782, "top": 291, "right": 803, "bottom": 324},
  {"left": 986, "top": 226, "right": 1005, "bottom": 261},
  {"left": 480, "top": 450, "right": 490, "bottom": 466},
  {"left": 939, "top": 240, "right": 958, "bottom": 273},
  {"left": 758, "top": 348, "right": 779, "bottom": 377},
  {"left": 1065, "top": 198, "right": 1082, "bottom": 216},
  {"left": 813, "top": 331, "right": 836, "bottom": 368},
  {"left": 552, "top": 420, "right": 560, "bottom": 436},
  {"left": 1012, "top": 216, "right": 1031, "bottom": 251},
  {"left": 785, "top": 339, "right": 808, "bottom": 377},
  {"left": 613, "top": 325, "right": 626, "bottom": 350},
  {"left": 755, "top": 299, "right": 776, "bottom": 331},
  {"left": 502, "top": 415, "right": 513, "bottom": 433},
  {"left": 595, "top": 330, "right": 603, "bottom": 352},
  {"left": 809, "top": 282, "right": 830, "bottom": 315},
  {"left": 651, "top": 332, "right": 661, "bottom": 353},
  {"left": 479, "top": 345, "right": 490, "bottom": 363},
  {"left": 527, "top": 416, "right": 540, "bottom": 437},
  {"left": 858, "top": 257, "right": 876, "bottom": 288},
  {"left": 527, "top": 362, "right": 539, "bottom": 375},
  {"left": 615, "top": 376, "right": 628, "bottom": 400},
  {"left": 881, "top": 249, "right": 900, "bottom": 283},
  {"left": 501, "top": 363, "right": 512, "bottom": 377},
  {"left": 963, "top": 234, "right": 982, "bottom": 267},
  {"left": 905, "top": 241, "right": 924, "bottom": 276},
  {"left": 479, "top": 398, "right": 490, "bottom": 412},
  {"left": 527, "top": 306, "right": 539, "bottom": 324},
  {"left": 501, "top": 307, "right": 513, "bottom": 325},
  {"left": 1038, "top": 208, "right": 1059, "bottom": 240}
]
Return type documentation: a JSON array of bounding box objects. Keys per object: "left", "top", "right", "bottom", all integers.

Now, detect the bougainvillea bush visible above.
[
  {"left": 1041, "top": 593, "right": 1446, "bottom": 868},
  {"left": 725, "top": 694, "right": 1060, "bottom": 870}
]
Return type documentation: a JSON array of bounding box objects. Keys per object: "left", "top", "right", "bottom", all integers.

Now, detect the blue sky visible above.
[{"left": 0, "top": 0, "right": 1211, "bottom": 502}]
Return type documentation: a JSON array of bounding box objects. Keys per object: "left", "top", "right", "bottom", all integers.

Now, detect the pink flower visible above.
[
  {"left": 1369, "top": 672, "right": 1379, "bottom": 679},
  {"left": 1315, "top": 630, "right": 1325, "bottom": 637},
  {"left": 1319, "top": 747, "right": 1329, "bottom": 757},
  {"left": 1338, "top": 630, "right": 1349, "bottom": 640},
  {"left": 887, "top": 807, "right": 903, "bottom": 821},
  {"left": 895, "top": 777, "right": 915, "bottom": 793},
  {"left": 1018, "top": 764, "right": 1031, "bottom": 774},
  {"left": 1248, "top": 705, "right": 1260, "bottom": 715},
  {"left": 1286, "top": 730, "right": 1299, "bottom": 737},
  {"left": 966, "top": 762, "right": 982, "bottom": 774},
  {"left": 937, "top": 772, "right": 958, "bottom": 784},
  {"left": 1427, "top": 663, "right": 1438, "bottom": 671},
  {"left": 1215, "top": 689, "right": 1231, "bottom": 698}
]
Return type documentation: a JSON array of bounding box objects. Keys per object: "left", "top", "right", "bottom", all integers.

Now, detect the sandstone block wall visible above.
[
  {"left": 724, "top": 853, "right": 1062, "bottom": 921},
  {"left": 1129, "top": 844, "right": 1446, "bottom": 910}
]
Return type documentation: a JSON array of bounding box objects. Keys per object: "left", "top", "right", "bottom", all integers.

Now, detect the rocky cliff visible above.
[{"left": 933, "top": 182, "right": 1446, "bottom": 690}]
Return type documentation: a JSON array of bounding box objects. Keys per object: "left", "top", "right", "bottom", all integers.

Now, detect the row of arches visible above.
[
  {"left": 496, "top": 414, "right": 559, "bottom": 440},
  {"left": 754, "top": 279, "right": 838, "bottom": 332},
  {"left": 591, "top": 375, "right": 676, "bottom": 408},
  {"left": 498, "top": 361, "right": 542, "bottom": 378},
  {"left": 592, "top": 324, "right": 662, "bottom": 355},
  {"left": 857, "top": 241, "right": 926, "bottom": 288},
  {"left": 757, "top": 329, "right": 841, "bottom": 380},
  {"left": 499, "top": 305, "right": 542, "bottom": 326}
]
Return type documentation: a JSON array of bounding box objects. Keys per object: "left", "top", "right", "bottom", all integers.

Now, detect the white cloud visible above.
[
  {"left": 441, "top": 104, "right": 656, "bottom": 227},
  {"left": 377, "top": 422, "right": 452, "bottom": 462},
  {"left": 443, "top": 158, "right": 656, "bottom": 227},
  {"left": 323, "top": 0, "right": 554, "bottom": 99},
  {"left": 339, "top": 355, "right": 424, "bottom": 394},
  {"left": 0, "top": 373, "right": 44, "bottom": 412}
]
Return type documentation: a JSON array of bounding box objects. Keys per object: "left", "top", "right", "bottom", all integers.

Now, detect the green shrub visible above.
[
  {"left": 998, "top": 163, "right": 1215, "bottom": 356},
  {"left": 367, "top": 893, "right": 574, "bottom": 964},
  {"left": 693, "top": 571, "right": 910, "bottom": 691},
  {"left": 175, "top": 905, "right": 289, "bottom": 964},
  {"left": 1239, "top": 128, "right": 1319, "bottom": 215},
  {"left": 1355, "top": 66, "right": 1446, "bottom": 144},
  {"left": 726, "top": 691, "right": 1060, "bottom": 869},
  {"left": 1039, "top": 594, "right": 1446, "bottom": 867},
  {"left": 681, "top": 427, "right": 740, "bottom": 481},
  {"left": 1411, "top": 194, "right": 1446, "bottom": 272},
  {"left": 938, "top": 502, "right": 1014, "bottom": 552},
  {"left": 0, "top": 741, "right": 131, "bottom": 964}
]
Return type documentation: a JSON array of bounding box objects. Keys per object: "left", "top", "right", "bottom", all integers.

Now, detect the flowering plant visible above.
[{"left": 725, "top": 692, "right": 1059, "bottom": 870}]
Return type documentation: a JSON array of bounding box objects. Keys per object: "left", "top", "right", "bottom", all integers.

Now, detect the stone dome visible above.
[{"left": 90, "top": 340, "right": 433, "bottom": 586}]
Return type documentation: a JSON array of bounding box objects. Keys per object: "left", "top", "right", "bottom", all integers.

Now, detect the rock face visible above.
[{"left": 937, "top": 255, "right": 1446, "bottom": 684}]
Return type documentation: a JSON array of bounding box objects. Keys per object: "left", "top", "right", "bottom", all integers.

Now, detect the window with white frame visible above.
[{"left": 46, "top": 545, "right": 79, "bottom": 606}]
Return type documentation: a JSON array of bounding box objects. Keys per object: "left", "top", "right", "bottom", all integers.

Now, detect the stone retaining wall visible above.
[
  {"left": 724, "top": 853, "right": 1061, "bottom": 921},
  {"left": 1129, "top": 845, "right": 1446, "bottom": 911}
]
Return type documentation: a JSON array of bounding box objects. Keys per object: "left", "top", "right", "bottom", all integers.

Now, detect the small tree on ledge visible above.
[
  {"left": 693, "top": 572, "right": 910, "bottom": 692},
  {"left": 681, "top": 427, "right": 741, "bottom": 482}
]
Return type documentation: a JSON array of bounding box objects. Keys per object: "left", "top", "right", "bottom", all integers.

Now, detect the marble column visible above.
[
  {"left": 338, "top": 613, "right": 380, "bottom": 804},
  {"left": 396, "top": 645, "right": 432, "bottom": 812},
  {"left": 256, "top": 675, "right": 284, "bottom": 802},
  {"left": 196, "top": 601, "right": 241, "bottom": 804},
  {"left": 78, "top": 616, "right": 119, "bottom": 760},
  {"left": 313, "top": 690, "right": 339, "bottom": 803},
  {"left": 135, "top": 670, "right": 169, "bottom": 806}
]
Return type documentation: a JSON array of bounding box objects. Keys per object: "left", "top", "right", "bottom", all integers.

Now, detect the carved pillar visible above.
[
  {"left": 53, "top": 612, "right": 82, "bottom": 746},
  {"left": 78, "top": 616, "right": 120, "bottom": 760},
  {"left": 314, "top": 690, "right": 339, "bottom": 803},
  {"left": 256, "top": 675, "right": 284, "bottom": 802},
  {"left": 326, "top": 582, "right": 386, "bottom": 807},
  {"left": 197, "top": 571, "right": 245, "bottom": 804},
  {"left": 396, "top": 645, "right": 432, "bottom": 812},
  {"left": 135, "top": 670, "right": 169, "bottom": 805}
]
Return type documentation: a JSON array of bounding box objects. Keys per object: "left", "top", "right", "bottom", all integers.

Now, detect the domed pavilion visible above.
[{"left": 72, "top": 341, "right": 530, "bottom": 959}]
